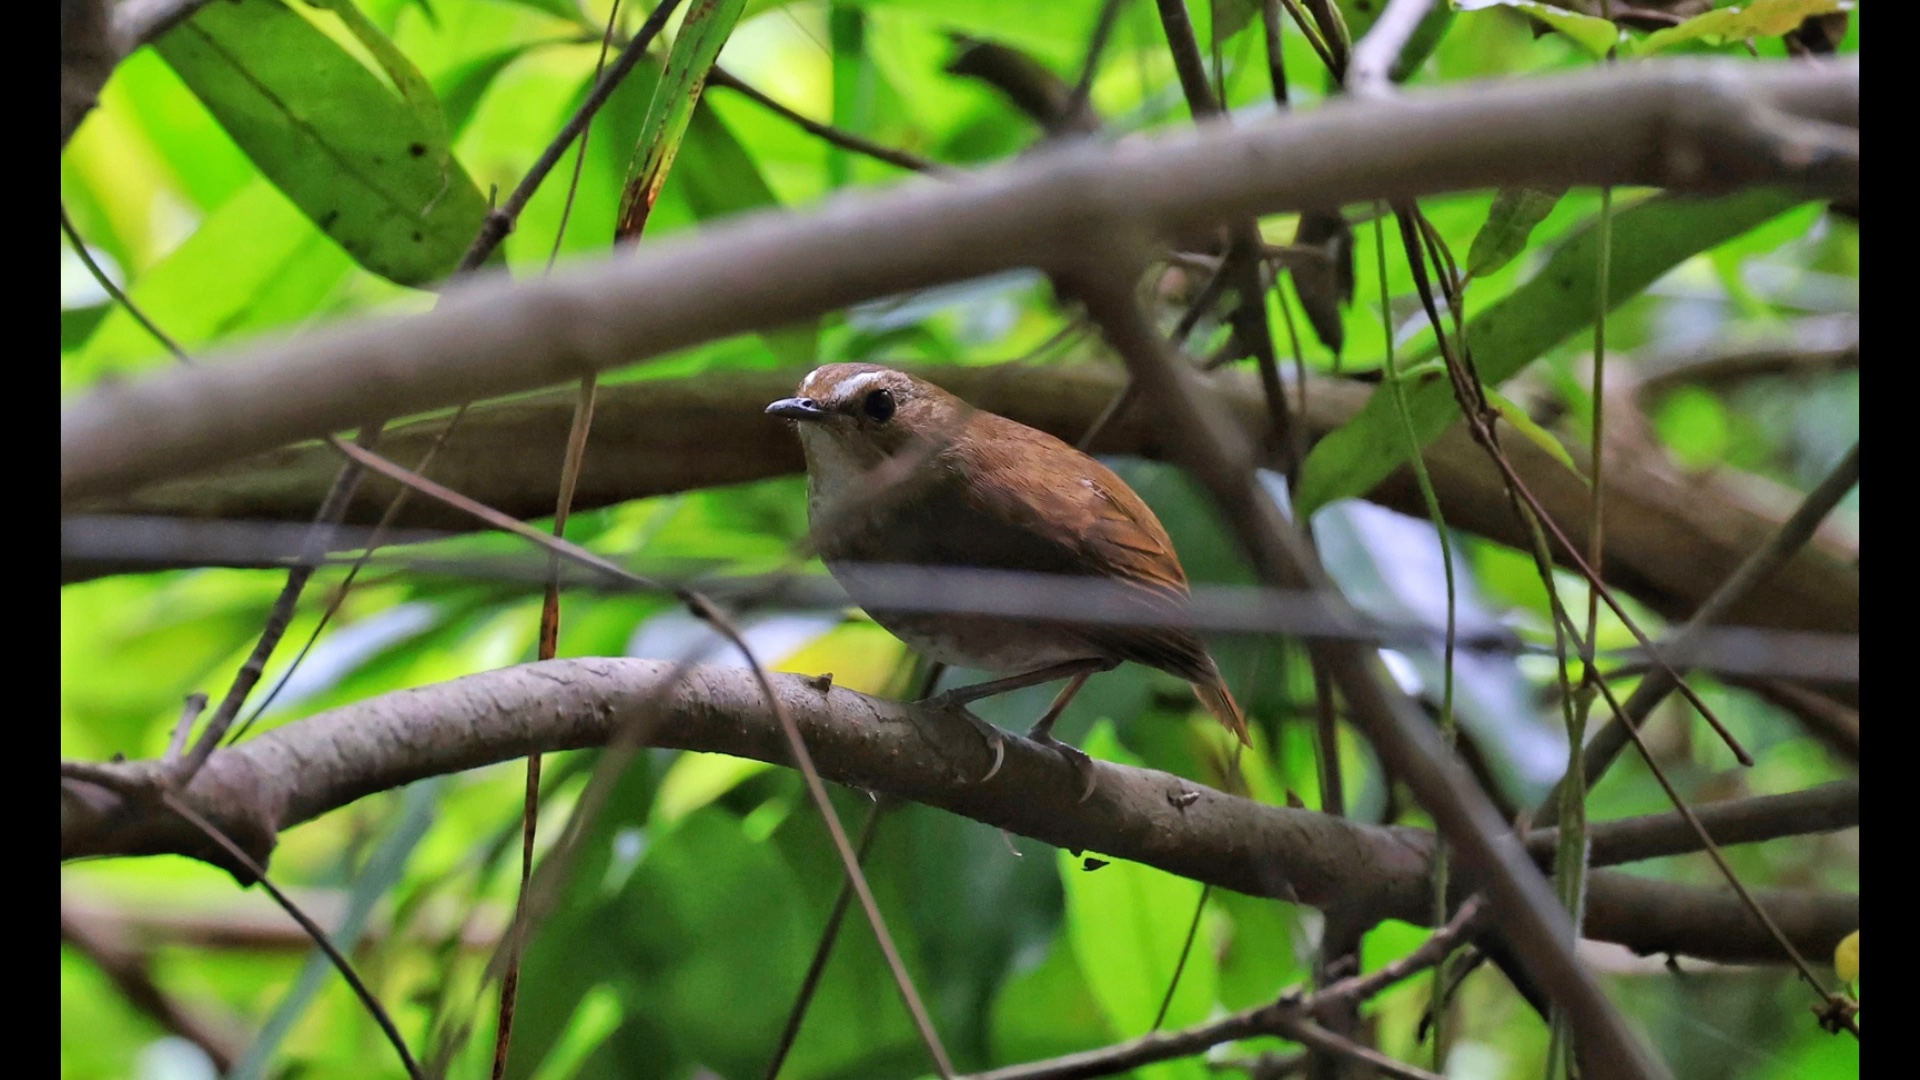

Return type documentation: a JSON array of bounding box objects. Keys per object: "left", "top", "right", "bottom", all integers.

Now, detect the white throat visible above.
[{"left": 796, "top": 425, "right": 872, "bottom": 526}]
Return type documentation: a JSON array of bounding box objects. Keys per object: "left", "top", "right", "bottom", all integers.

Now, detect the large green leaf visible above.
[
  {"left": 1295, "top": 189, "right": 1807, "bottom": 518},
  {"left": 65, "top": 178, "right": 356, "bottom": 389},
  {"left": 1060, "top": 724, "right": 1215, "bottom": 1080},
  {"left": 153, "top": 0, "right": 487, "bottom": 287}
]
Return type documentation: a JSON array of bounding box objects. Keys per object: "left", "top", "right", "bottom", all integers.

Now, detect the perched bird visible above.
[{"left": 766, "top": 363, "right": 1247, "bottom": 794}]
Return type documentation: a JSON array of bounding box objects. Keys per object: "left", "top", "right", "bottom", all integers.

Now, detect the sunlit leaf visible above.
[
  {"left": 65, "top": 179, "right": 357, "bottom": 389},
  {"left": 652, "top": 752, "right": 774, "bottom": 825},
  {"left": 1455, "top": 0, "right": 1621, "bottom": 57},
  {"left": 153, "top": 0, "right": 488, "bottom": 286},
  {"left": 1642, "top": 0, "right": 1853, "bottom": 54}
]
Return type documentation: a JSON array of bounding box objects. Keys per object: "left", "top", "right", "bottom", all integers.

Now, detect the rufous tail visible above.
[{"left": 1193, "top": 678, "right": 1250, "bottom": 747}]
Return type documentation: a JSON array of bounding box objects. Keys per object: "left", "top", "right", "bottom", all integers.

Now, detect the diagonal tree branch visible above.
[
  {"left": 1067, "top": 261, "right": 1663, "bottom": 1078},
  {"left": 61, "top": 58, "right": 1857, "bottom": 505}
]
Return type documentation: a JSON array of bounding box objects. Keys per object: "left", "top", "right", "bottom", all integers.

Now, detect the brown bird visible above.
[{"left": 766, "top": 363, "right": 1247, "bottom": 794}]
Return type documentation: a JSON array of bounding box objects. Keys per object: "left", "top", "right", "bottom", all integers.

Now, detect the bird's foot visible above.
[
  {"left": 1028, "top": 730, "right": 1097, "bottom": 803},
  {"left": 918, "top": 692, "right": 1007, "bottom": 783}
]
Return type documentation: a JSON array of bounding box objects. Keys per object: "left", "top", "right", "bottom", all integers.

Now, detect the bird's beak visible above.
[{"left": 766, "top": 397, "right": 830, "bottom": 422}]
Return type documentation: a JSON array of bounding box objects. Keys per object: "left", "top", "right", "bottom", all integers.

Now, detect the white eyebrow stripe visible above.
[
  {"left": 833, "top": 370, "right": 887, "bottom": 403},
  {"left": 800, "top": 366, "right": 828, "bottom": 395}
]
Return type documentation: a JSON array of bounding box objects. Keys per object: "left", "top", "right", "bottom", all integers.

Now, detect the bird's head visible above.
[{"left": 766, "top": 364, "right": 968, "bottom": 475}]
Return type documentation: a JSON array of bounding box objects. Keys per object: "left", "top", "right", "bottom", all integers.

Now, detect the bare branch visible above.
[
  {"left": 59, "top": 659, "right": 1856, "bottom": 966},
  {"left": 1345, "top": 0, "right": 1434, "bottom": 98},
  {"left": 62, "top": 58, "right": 1858, "bottom": 505},
  {"left": 77, "top": 365, "right": 1860, "bottom": 642}
]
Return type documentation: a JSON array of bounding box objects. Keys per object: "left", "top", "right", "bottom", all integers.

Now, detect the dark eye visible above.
[{"left": 862, "top": 388, "right": 896, "bottom": 423}]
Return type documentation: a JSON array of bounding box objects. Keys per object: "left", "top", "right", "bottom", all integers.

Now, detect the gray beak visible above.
[{"left": 766, "top": 397, "right": 830, "bottom": 421}]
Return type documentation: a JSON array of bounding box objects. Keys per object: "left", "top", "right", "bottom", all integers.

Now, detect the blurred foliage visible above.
[{"left": 62, "top": 0, "right": 1856, "bottom": 1078}]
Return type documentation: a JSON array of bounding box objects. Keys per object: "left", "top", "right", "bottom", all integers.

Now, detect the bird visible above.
[{"left": 766, "top": 363, "right": 1247, "bottom": 796}]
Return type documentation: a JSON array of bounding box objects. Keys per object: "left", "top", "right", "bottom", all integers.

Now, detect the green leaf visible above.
[
  {"left": 503, "top": 757, "right": 660, "bottom": 1079},
  {"left": 619, "top": 811, "right": 815, "bottom": 1079},
  {"left": 991, "top": 930, "right": 1116, "bottom": 1065},
  {"left": 65, "top": 179, "right": 357, "bottom": 389},
  {"left": 1467, "top": 186, "right": 1567, "bottom": 281},
  {"left": 1296, "top": 189, "right": 1806, "bottom": 518},
  {"left": 1455, "top": 0, "right": 1621, "bottom": 57},
  {"left": 310, "top": 0, "right": 449, "bottom": 142},
  {"left": 615, "top": 0, "right": 749, "bottom": 241},
  {"left": 652, "top": 752, "right": 774, "bottom": 826},
  {"left": 1060, "top": 723, "right": 1214, "bottom": 1080},
  {"left": 230, "top": 779, "right": 442, "bottom": 1080},
  {"left": 1643, "top": 0, "right": 1853, "bottom": 54},
  {"left": 153, "top": 0, "right": 488, "bottom": 287},
  {"left": 437, "top": 42, "right": 554, "bottom": 136},
  {"left": 495, "top": 0, "right": 598, "bottom": 28},
  {"left": 60, "top": 304, "right": 110, "bottom": 353},
  {"left": 1487, "top": 385, "right": 1584, "bottom": 481}
]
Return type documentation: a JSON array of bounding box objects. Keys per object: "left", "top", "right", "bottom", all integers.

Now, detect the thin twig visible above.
[
  {"left": 1579, "top": 662, "right": 1858, "bottom": 1035},
  {"left": 320, "top": 437, "right": 957, "bottom": 1076},
  {"left": 708, "top": 66, "right": 939, "bottom": 174},
  {"left": 1066, "top": 0, "right": 1130, "bottom": 122},
  {"left": 1071, "top": 258, "right": 1667, "bottom": 1079},
  {"left": 762, "top": 800, "right": 887, "bottom": 1079},
  {"left": 454, "top": 0, "right": 687, "bottom": 273},
  {"left": 158, "top": 792, "right": 422, "bottom": 1080},
  {"left": 968, "top": 905, "right": 1481, "bottom": 1080},
  {"left": 61, "top": 204, "right": 189, "bottom": 364},
  {"left": 491, "top": 0, "right": 629, "bottom": 1067},
  {"left": 1556, "top": 441, "right": 1861, "bottom": 802},
  {"left": 1345, "top": 0, "right": 1435, "bottom": 98}
]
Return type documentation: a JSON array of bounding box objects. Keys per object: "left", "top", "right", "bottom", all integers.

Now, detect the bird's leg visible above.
[
  {"left": 932, "top": 658, "right": 1117, "bottom": 707},
  {"left": 1027, "top": 672, "right": 1100, "bottom": 803},
  {"left": 919, "top": 658, "right": 1116, "bottom": 786}
]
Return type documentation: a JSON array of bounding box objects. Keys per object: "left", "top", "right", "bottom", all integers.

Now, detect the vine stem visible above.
[{"left": 1373, "top": 202, "right": 1458, "bottom": 1070}]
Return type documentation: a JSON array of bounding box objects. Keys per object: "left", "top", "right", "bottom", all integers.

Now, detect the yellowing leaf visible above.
[
  {"left": 1643, "top": 0, "right": 1853, "bottom": 54},
  {"left": 774, "top": 622, "right": 908, "bottom": 696},
  {"left": 1835, "top": 929, "right": 1859, "bottom": 983}
]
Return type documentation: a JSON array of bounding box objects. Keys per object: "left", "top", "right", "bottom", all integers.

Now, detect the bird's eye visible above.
[{"left": 863, "top": 388, "right": 896, "bottom": 423}]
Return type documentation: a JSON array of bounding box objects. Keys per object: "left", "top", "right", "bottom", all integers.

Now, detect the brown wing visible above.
[
  {"left": 959, "top": 417, "right": 1248, "bottom": 743},
  {"left": 960, "top": 419, "right": 1228, "bottom": 669}
]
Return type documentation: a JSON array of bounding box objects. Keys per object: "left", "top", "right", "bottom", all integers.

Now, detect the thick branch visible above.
[
  {"left": 62, "top": 58, "right": 1858, "bottom": 504},
  {"left": 75, "top": 365, "right": 1860, "bottom": 641},
  {"left": 60, "top": 659, "right": 1857, "bottom": 967}
]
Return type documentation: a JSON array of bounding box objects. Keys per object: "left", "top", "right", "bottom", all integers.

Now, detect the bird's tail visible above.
[{"left": 1193, "top": 678, "right": 1250, "bottom": 747}]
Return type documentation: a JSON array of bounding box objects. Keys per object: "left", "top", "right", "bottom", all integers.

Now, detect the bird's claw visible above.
[
  {"left": 1031, "top": 733, "right": 1098, "bottom": 803},
  {"left": 978, "top": 727, "right": 1007, "bottom": 783},
  {"left": 919, "top": 693, "right": 1007, "bottom": 784}
]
